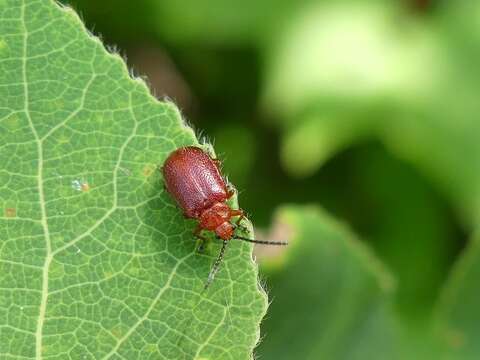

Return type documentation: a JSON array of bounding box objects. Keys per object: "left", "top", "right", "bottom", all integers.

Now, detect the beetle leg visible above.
[
  {"left": 197, "top": 239, "right": 207, "bottom": 253},
  {"left": 194, "top": 225, "right": 208, "bottom": 253},
  {"left": 226, "top": 185, "right": 236, "bottom": 199},
  {"left": 231, "top": 209, "right": 250, "bottom": 234},
  {"left": 230, "top": 209, "right": 245, "bottom": 226}
]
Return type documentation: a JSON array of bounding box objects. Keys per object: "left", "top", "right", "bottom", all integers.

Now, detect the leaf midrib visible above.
[
  {"left": 19, "top": 1, "right": 52, "bottom": 357},
  {"left": 17, "top": 2, "right": 142, "bottom": 357}
]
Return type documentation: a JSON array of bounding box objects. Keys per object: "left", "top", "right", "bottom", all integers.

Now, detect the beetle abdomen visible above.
[{"left": 162, "top": 146, "right": 228, "bottom": 218}]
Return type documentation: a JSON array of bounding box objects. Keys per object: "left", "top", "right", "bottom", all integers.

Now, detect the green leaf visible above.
[
  {"left": 434, "top": 235, "right": 480, "bottom": 359},
  {"left": 257, "top": 205, "right": 400, "bottom": 360},
  {"left": 0, "top": 1, "right": 266, "bottom": 359}
]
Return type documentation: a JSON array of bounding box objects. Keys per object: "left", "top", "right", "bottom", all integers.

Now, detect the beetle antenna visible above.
[
  {"left": 233, "top": 235, "right": 288, "bottom": 246},
  {"left": 204, "top": 240, "right": 229, "bottom": 290}
]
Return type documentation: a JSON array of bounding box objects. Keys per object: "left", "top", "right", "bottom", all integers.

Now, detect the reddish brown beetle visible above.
[{"left": 162, "top": 146, "right": 287, "bottom": 288}]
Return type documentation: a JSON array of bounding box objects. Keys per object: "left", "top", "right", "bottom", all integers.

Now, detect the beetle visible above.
[{"left": 162, "top": 146, "right": 287, "bottom": 289}]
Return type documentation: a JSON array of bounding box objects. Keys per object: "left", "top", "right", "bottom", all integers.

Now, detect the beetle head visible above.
[
  {"left": 215, "top": 221, "right": 234, "bottom": 240},
  {"left": 200, "top": 202, "right": 231, "bottom": 230}
]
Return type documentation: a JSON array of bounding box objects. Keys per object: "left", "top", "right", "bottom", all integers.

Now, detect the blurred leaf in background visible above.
[
  {"left": 435, "top": 234, "right": 480, "bottom": 360},
  {"left": 257, "top": 206, "right": 400, "bottom": 360},
  {"left": 262, "top": 0, "right": 480, "bottom": 227}
]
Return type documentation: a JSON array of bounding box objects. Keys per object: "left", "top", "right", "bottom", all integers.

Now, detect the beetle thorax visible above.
[{"left": 199, "top": 202, "right": 234, "bottom": 240}]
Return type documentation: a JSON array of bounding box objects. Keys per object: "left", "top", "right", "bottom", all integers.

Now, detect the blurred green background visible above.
[{"left": 63, "top": 0, "right": 480, "bottom": 358}]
